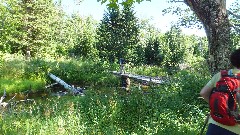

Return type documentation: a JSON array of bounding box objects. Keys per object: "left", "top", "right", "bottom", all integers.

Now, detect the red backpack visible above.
[{"left": 209, "top": 70, "right": 240, "bottom": 126}]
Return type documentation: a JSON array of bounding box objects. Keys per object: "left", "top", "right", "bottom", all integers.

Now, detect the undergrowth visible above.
[{"left": 0, "top": 54, "right": 211, "bottom": 135}]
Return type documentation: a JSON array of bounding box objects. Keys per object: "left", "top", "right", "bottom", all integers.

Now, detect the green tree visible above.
[
  {"left": 96, "top": 8, "right": 121, "bottom": 62},
  {"left": 144, "top": 37, "right": 163, "bottom": 65},
  {"left": 65, "top": 15, "right": 98, "bottom": 59},
  {"left": 96, "top": 4, "right": 140, "bottom": 63},
  {"left": 121, "top": 4, "right": 140, "bottom": 63},
  {"left": 0, "top": 0, "right": 66, "bottom": 57},
  {"left": 162, "top": 26, "right": 186, "bottom": 73},
  {"left": 134, "top": 18, "right": 162, "bottom": 65},
  {"left": 192, "top": 36, "right": 208, "bottom": 59},
  {"left": 0, "top": 0, "right": 23, "bottom": 53}
]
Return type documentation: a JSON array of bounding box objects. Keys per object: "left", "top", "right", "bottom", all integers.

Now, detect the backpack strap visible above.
[
  {"left": 221, "top": 69, "right": 240, "bottom": 78},
  {"left": 236, "top": 73, "right": 240, "bottom": 80},
  {"left": 236, "top": 73, "right": 240, "bottom": 92}
]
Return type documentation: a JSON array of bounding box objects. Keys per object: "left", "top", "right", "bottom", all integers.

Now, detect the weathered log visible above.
[
  {"left": 0, "top": 90, "right": 8, "bottom": 108},
  {"left": 0, "top": 90, "right": 6, "bottom": 104},
  {"left": 48, "top": 73, "right": 84, "bottom": 95},
  {"left": 0, "top": 91, "right": 18, "bottom": 108}
]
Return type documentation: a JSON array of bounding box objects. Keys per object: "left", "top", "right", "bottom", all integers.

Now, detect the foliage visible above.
[
  {"left": 0, "top": 54, "right": 120, "bottom": 94},
  {"left": 66, "top": 15, "right": 98, "bottom": 59},
  {"left": 48, "top": 58, "right": 119, "bottom": 86},
  {"left": 0, "top": 1, "right": 218, "bottom": 133},
  {"left": 125, "top": 64, "right": 167, "bottom": 77},
  {"left": 0, "top": 50, "right": 212, "bottom": 135},
  {"left": 0, "top": 1, "right": 214, "bottom": 133},
  {"left": 0, "top": 78, "right": 45, "bottom": 93},
  {"left": 99, "top": 0, "right": 240, "bottom": 75},
  {"left": 97, "top": 0, "right": 151, "bottom": 9},
  {"left": 0, "top": 53, "right": 46, "bottom": 93},
  {"left": 96, "top": 3, "right": 140, "bottom": 63},
  {"left": 0, "top": 0, "right": 99, "bottom": 59},
  {"left": 161, "top": 26, "right": 187, "bottom": 74},
  {"left": 231, "top": 32, "right": 240, "bottom": 51},
  {"left": 134, "top": 19, "right": 166, "bottom": 65},
  {"left": 0, "top": 69, "right": 210, "bottom": 134},
  {"left": 0, "top": 0, "right": 64, "bottom": 56},
  {"left": 228, "top": 1, "right": 240, "bottom": 50},
  {"left": 162, "top": 2, "right": 203, "bottom": 30},
  {"left": 144, "top": 37, "right": 163, "bottom": 66},
  {"left": 0, "top": 0, "right": 209, "bottom": 68}
]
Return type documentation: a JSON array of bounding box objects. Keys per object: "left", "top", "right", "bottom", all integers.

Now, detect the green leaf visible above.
[
  {"left": 98, "top": 0, "right": 107, "bottom": 4},
  {"left": 107, "top": 3, "right": 119, "bottom": 9}
]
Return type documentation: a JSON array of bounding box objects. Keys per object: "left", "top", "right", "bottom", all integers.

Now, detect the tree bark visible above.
[{"left": 184, "top": 0, "right": 231, "bottom": 75}]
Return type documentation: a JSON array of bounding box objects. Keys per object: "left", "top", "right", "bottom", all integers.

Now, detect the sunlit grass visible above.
[
  {"left": 0, "top": 78, "right": 46, "bottom": 94},
  {"left": 0, "top": 85, "right": 208, "bottom": 135},
  {"left": 0, "top": 54, "right": 210, "bottom": 135}
]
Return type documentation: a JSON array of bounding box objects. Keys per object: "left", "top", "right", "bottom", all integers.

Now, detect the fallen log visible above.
[
  {"left": 0, "top": 90, "right": 19, "bottom": 108},
  {"left": 0, "top": 90, "right": 6, "bottom": 105},
  {"left": 48, "top": 73, "right": 84, "bottom": 96}
]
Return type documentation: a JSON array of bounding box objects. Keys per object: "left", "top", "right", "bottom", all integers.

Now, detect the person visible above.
[{"left": 200, "top": 48, "right": 240, "bottom": 135}]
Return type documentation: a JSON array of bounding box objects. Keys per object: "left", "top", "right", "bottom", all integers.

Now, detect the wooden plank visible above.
[{"left": 110, "top": 71, "right": 166, "bottom": 84}]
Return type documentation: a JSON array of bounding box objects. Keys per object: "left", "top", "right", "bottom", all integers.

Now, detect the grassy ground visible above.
[
  {"left": 0, "top": 55, "right": 210, "bottom": 135},
  {"left": 0, "top": 85, "right": 209, "bottom": 135}
]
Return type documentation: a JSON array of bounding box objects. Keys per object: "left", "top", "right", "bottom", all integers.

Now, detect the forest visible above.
[{"left": 0, "top": 0, "right": 240, "bottom": 134}]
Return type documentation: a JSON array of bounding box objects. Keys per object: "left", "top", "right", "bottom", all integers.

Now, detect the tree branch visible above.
[
  {"left": 227, "top": 10, "right": 240, "bottom": 20},
  {"left": 170, "top": 0, "right": 184, "bottom": 2},
  {"left": 231, "top": 24, "right": 240, "bottom": 34},
  {"left": 227, "top": 10, "right": 240, "bottom": 33}
]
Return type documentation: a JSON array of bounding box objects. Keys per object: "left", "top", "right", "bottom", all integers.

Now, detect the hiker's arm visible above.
[
  {"left": 200, "top": 73, "right": 220, "bottom": 103},
  {"left": 200, "top": 85, "right": 213, "bottom": 103}
]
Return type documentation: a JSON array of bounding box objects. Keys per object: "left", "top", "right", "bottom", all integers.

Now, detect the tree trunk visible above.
[{"left": 184, "top": 0, "right": 231, "bottom": 75}]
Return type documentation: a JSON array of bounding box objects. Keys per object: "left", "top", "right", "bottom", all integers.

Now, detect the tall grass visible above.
[
  {"left": 0, "top": 54, "right": 119, "bottom": 94},
  {"left": 0, "top": 53, "right": 211, "bottom": 134},
  {"left": 0, "top": 83, "right": 209, "bottom": 135}
]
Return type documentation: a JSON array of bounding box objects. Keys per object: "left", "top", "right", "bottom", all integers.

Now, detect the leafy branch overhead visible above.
[{"left": 97, "top": 0, "right": 151, "bottom": 8}]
